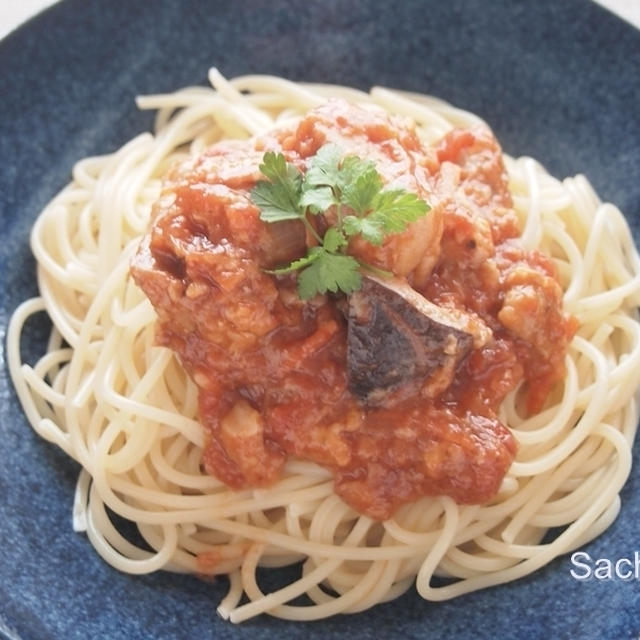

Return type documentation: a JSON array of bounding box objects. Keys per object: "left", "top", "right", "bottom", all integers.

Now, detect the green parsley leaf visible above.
[
  {"left": 297, "top": 251, "right": 361, "bottom": 299},
  {"left": 323, "top": 227, "right": 348, "bottom": 252},
  {"left": 300, "top": 185, "right": 337, "bottom": 213},
  {"left": 304, "top": 143, "right": 343, "bottom": 187},
  {"left": 340, "top": 161, "right": 382, "bottom": 215},
  {"left": 342, "top": 215, "right": 386, "bottom": 246},
  {"left": 251, "top": 152, "right": 303, "bottom": 222},
  {"left": 251, "top": 143, "right": 430, "bottom": 300},
  {"left": 369, "top": 189, "right": 430, "bottom": 232},
  {"left": 337, "top": 155, "right": 374, "bottom": 189},
  {"left": 259, "top": 150, "right": 300, "bottom": 186},
  {"left": 265, "top": 246, "right": 323, "bottom": 275}
]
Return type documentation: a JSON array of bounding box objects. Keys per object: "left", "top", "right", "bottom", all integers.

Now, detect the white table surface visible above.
[{"left": 1, "top": 0, "right": 639, "bottom": 41}]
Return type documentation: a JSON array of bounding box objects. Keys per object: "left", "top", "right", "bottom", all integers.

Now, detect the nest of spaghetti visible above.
[{"left": 10, "top": 71, "right": 640, "bottom": 623}]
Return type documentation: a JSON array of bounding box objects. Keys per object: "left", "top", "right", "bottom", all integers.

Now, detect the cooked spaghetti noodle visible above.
[{"left": 7, "top": 70, "right": 640, "bottom": 622}]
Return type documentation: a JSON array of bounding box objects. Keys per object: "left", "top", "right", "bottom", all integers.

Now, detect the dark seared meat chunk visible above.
[{"left": 347, "top": 276, "right": 491, "bottom": 407}]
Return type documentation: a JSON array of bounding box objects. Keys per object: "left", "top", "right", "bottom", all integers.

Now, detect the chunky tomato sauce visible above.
[{"left": 131, "top": 100, "right": 576, "bottom": 520}]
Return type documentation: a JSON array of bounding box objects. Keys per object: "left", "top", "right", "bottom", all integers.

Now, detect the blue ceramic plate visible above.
[{"left": 1, "top": 1, "right": 639, "bottom": 639}]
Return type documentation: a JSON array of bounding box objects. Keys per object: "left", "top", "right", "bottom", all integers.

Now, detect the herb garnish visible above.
[{"left": 251, "top": 143, "right": 430, "bottom": 299}]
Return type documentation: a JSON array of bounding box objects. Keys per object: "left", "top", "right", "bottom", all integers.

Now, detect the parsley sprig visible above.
[{"left": 251, "top": 143, "right": 430, "bottom": 299}]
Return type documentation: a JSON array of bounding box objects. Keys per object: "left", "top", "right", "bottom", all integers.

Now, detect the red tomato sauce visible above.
[{"left": 131, "top": 100, "right": 576, "bottom": 520}]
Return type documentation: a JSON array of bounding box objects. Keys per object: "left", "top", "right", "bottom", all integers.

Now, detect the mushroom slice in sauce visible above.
[{"left": 347, "top": 275, "right": 491, "bottom": 407}]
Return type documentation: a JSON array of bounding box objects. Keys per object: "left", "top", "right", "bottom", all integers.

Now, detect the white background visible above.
[{"left": 1, "top": 0, "right": 639, "bottom": 40}]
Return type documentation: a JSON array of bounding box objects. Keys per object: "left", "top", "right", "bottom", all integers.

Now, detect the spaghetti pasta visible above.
[{"left": 7, "top": 70, "right": 640, "bottom": 622}]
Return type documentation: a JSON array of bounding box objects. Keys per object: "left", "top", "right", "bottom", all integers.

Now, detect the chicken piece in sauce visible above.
[{"left": 131, "top": 99, "right": 576, "bottom": 520}]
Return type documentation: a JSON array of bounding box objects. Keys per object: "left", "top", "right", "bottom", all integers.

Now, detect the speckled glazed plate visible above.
[{"left": 1, "top": 1, "right": 639, "bottom": 639}]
